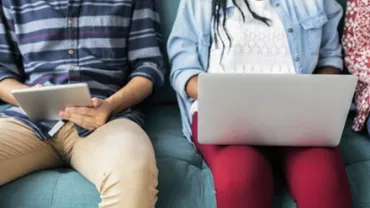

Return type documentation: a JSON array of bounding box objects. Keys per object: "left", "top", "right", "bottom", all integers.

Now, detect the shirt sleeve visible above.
[
  {"left": 0, "top": 5, "right": 24, "bottom": 82},
  {"left": 167, "top": 0, "right": 205, "bottom": 100},
  {"left": 317, "top": 0, "right": 344, "bottom": 70},
  {"left": 127, "top": 0, "right": 165, "bottom": 90}
]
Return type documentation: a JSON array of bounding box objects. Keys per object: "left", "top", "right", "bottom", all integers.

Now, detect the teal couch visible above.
[{"left": 1, "top": 0, "right": 370, "bottom": 207}]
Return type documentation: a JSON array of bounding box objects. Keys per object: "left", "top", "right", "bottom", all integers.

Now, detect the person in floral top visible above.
[{"left": 343, "top": 0, "right": 370, "bottom": 133}]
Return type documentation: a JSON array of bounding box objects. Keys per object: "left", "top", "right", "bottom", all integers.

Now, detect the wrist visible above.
[
  {"left": 315, "top": 66, "right": 339, "bottom": 74},
  {"left": 106, "top": 94, "right": 124, "bottom": 114},
  {"left": 186, "top": 75, "right": 199, "bottom": 100}
]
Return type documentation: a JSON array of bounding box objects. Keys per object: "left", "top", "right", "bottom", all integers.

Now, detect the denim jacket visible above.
[{"left": 167, "top": 0, "right": 344, "bottom": 140}]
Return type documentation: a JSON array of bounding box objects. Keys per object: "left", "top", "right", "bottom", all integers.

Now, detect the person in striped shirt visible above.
[{"left": 0, "top": 0, "right": 164, "bottom": 207}]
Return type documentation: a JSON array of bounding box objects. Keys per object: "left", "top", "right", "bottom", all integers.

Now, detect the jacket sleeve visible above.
[
  {"left": 167, "top": 0, "right": 206, "bottom": 100},
  {"left": 317, "top": 0, "right": 344, "bottom": 70}
]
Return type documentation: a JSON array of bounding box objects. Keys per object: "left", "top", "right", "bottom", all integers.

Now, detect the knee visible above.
[
  {"left": 215, "top": 168, "right": 272, "bottom": 195},
  {"left": 302, "top": 169, "right": 345, "bottom": 195},
  {"left": 125, "top": 150, "right": 159, "bottom": 181},
  {"left": 215, "top": 174, "right": 256, "bottom": 196},
  {"left": 98, "top": 128, "right": 158, "bottom": 189},
  {"left": 287, "top": 154, "right": 350, "bottom": 201},
  {"left": 98, "top": 152, "right": 159, "bottom": 207},
  {"left": 212, "top": 148, "right": 273, "bottom": 196},
  {"left": 100, "top": 151, "right": 158, "bottom": 191},
  {"left": 289, "top": 160, "right": 352, "bottom": 207},
  {"left": 289, "top": 149, "right": 347, "bottom": 194},
  {"left": 97, "top": 154, "right": 158, "bottom": 208}
]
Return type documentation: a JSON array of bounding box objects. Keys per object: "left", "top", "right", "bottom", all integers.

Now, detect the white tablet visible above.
[{"left": 11, "top": 83, "right": 92, "bottom": 121}]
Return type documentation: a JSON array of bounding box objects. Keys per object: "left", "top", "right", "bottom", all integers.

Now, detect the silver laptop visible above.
[{"left": 197, "top": 74, "right": 358, "bottom": 147}]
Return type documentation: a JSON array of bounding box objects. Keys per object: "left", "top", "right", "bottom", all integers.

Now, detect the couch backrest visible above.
[{"left": 152, "top": 0, "right": 180, "bottom": 104}]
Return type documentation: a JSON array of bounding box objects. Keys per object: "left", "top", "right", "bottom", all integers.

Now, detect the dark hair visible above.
[{"left": 212, "top": 0, "right": 270, "bottom": 60}]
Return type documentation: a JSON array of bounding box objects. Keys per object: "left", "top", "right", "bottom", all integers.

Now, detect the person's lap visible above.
[
  {"left": 191, "top": 113, "right": 352, "bottom": 208},
  {"left": 280, "top": 147, "right": 352, "bottom": 207},
  {"left": 53, "top": 119, "right": 159, "bottom": 208},
  {"left": 0, "top": 117, "right": 65, "bottom": 185},
  {"left": 0, "top": 117, "right": 158, "bottom": 208}
]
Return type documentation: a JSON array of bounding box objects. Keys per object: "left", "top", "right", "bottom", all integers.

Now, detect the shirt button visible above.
[
  {"left": 295, "top": 57, "right": 300, "bottom": 62},
  {"left": 275, "top": 3, "right": 280, "bottom": 7},
  {"left": 68, "top": 19, "right": 73, "bottom": 25},
  {"left": 288, "top": 28, "right": 293, "bottom": 33},
  {"left": 68, "top": 49, "right": 74, "bottom": 55}
]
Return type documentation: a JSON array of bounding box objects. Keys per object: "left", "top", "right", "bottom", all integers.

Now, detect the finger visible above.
[
  {"left": 20, "top": 107, "right": 26, "bottom": 114},
  {"left": 65, "top": 107, "right": 93, "bottom": 117},
  {"left": 33, "top": 84, "right": 43, "bottom": 88},
  {"left": 92, "top": 98, "right": 103, "bottom": 108},
  {"left": 59, "top": 111, "right": 96, "bottom": 130}
]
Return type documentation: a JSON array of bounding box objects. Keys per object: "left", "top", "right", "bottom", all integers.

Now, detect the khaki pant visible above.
[{"left": 0, "top": 118, "right": 158, "bottom": 208}]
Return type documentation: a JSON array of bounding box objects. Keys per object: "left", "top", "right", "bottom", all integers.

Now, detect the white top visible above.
[{"left": 191, "top": 0, "right": 296, "bottom": 115}]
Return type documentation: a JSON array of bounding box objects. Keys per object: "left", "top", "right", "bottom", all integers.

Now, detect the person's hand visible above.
[
  {"left": 314, "top": 66, "right": 339, "bottom": 74},
  {"left": 186, "top": 75, "right": 199, "bottom": 100},
  {"left": 33, "top": 84, "right": 43, "bottom": 88},
  {"left": 59, "top": 98, "right": 114, "bottom": 130}
]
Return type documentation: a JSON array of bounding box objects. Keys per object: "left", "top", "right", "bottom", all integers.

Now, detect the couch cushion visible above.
[
  {"left": 346, "top": 161, "right": 370, "bottom": 208},
  {"left": 145, "top": 104, "right": 203, "bottom": 167},
  {"left": 339, "top": 113, "right": 370, "bottom": 166},
  {"left": 331, "top": 113, "right": 370, "bottom": 207},
  {"left": 0, "top": 169, "right": 100, "bottom": 208},
  {"left": 145, "top": 105, "right": 216, "bottom": 207},
  {"left": 0, "top": 162, "right": 216, "bottom": 208},
  {"left": 0, "top": 104, "right": 9, "bottom": 112}
]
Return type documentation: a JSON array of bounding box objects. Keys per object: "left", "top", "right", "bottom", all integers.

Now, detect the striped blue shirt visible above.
[{"left": 0, "top": 0, "right": 164, "bottom": 140}]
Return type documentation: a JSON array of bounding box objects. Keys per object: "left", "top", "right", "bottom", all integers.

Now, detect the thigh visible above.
[
  {"left": 0, "top": 118, "right": 63, "bottom": 185},
  {"left": 281, "top": 147, "right": 352, "bottom": 208},
  {"left": 192, "top": 113, "right": 272, "bottom": 169},
  {"left": 192, "top": 113, "right": 274, "bottom": 208},
  {"left": 66, "top": 119, "right": 158, "bottom": 207},
  {"left": 65, "top": 119, "right": 157, "bottom": 182},
  {"left": 62, "top": 119, "right": 158, "bottom": 208}
]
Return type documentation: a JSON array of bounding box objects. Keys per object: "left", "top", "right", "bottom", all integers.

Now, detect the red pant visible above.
[{"left": 192, "top": 113, "right": 352, "bottom": 208}]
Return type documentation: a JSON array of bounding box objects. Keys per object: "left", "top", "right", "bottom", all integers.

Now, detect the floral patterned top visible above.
[{"left": 343, "top": 0, "right": 370, "bottom": 131}]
